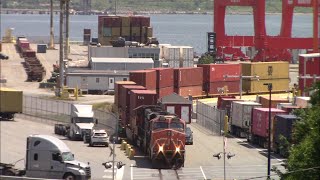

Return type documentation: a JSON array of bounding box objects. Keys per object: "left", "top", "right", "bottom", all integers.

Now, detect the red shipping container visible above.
[
  {"left": 174, "top": 85, "right": 203, "bottom": 97},
  {"left": 157, "top": 86, "right": 174, "bottom": 99},
  {"left": 197, "top": 64, "right": 241, "bottom": 82},
  {"left": 22, "top": 50, "right": 36, "bottom": 58},
  {"left": 298, "top": 55, "right": 320, "bottom": 76},
  {"left": 152, "top": 68, "right": 174, "bottom": 88},
  {"left": 174, "top": 67, "right": 203, "bottom": 87},
  {"left": 251, "top": 108, "right": 287, "bottom": 138},
  {"left": 129, "top": 90, "right": 157, "bottom": 115},
  {"left": 114, "top": 81, "right": 136, "bottom": 107},
  {"left": 298, "top": 78, "right": 319, "bottom": 96},
  {"left": 129, "top": 70, "right": 156, "bottom": 90},
  {"left": 130, "top": 16, "right": 141, "bottom": 27},
  {"left": 140, "top": 16, "right": 151, "bottom": 26},
  {"left": 20, "top": 42, "right": 30, "bottom": 49},
  {"left": 259, "top": 96, "right": 289, "bottom": 108},
  {"left": 103, "top": 16, "right": 121, "bottom": 27},
  {"left": 119, "top": 85, "right": 145, "bottom": 110},
  {"left": 205, "top": 81, "right": 240, "bottom": 95}
]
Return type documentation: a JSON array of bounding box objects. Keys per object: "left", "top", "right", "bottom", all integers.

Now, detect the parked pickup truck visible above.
[
  {"left": 0, "top": 134, "right": 91, "bottom": 180},
  {"left": 0, "top": 88, "right": 23, "bottom": 120}
]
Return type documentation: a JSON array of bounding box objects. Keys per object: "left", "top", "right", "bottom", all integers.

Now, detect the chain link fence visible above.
[
  {"left": 196, "top": 101, "right": 226, "bottom": 136},
  {"left": 21, "top": 95, "right": 117, "bottom": 135}
]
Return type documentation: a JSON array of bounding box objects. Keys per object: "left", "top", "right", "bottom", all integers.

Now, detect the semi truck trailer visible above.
[{"left": 0, "top": 88, "right": 23, "bottom": 120}]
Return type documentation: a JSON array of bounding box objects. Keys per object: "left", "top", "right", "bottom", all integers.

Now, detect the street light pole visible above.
[
  {"left": 59, "top": 0, "right": 65, "bottom": 89},
  {"left": 263, "top": 83, "right": 272, "bottom": 179}
]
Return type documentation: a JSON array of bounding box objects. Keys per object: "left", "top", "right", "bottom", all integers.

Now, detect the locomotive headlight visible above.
[
  {"left": 176, "top": 147, "right": 180, "bottom": 152},
  {"left": 159, "top": 146, "right": 164, "bottom": 152}
]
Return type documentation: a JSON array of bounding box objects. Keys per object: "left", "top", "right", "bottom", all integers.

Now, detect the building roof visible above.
[
  {"left": 66, "top": 70, "right": 129, "bottom": 76},
  {"left": 159, "top": 93, "right": 192, "bottom": 104},
  {"left": 91, "top": 58, "right": 154, "bottom": 63}
]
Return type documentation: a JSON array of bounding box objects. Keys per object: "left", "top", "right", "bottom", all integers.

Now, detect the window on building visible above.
[
  {"left": 96, "top": 78, "right": 100, "bottom": 83},
  {"left": 123, "top": 78, "right": 128, "bottom": 81},
  {"left": 34, "top": 153, "right": 38, "bottom": 161}
]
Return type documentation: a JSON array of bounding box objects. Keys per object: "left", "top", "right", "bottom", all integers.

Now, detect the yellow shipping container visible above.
[
  {"left": 241, "top": 61, "right": 289, "bottom": 80},
  {"left": 121, "top": 27, "right": 130, "bottom": 36},
  {"left": 243, "top": 79, "right": 290, "bottom": 93},
  {"left": 121, "top": 16, "right": 131, "bottom": 27},
  {"left": 131, "top": 27, "right": 141, "bottom": 36},
  {"left": 100, "top": 37, "right": 112, "bottom": 46},
  {"left": 111, "top": 27, "right": 121, "bottom": 36},
  {"left": 147, "top": 27, "right": 153, "bottom": 37},
  {"left": 0, "top": 88, "right": 23, "bottom": 113}
]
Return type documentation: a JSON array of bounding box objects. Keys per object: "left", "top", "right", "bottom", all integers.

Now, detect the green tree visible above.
[
  {"left": 198, "top": 53, "right": 215, "bottom": 64},
  {"left": 276, "top": 82, "right": 320, "bottom": 179}
]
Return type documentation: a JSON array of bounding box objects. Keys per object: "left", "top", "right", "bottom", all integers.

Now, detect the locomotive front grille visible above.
[{"left": 85, "top": 166, "right": 91, "bottom": 178}]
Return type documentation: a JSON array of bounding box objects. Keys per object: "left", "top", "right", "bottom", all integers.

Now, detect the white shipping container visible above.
[
  {"left": 182, "top": 61, "right": 194, "bottom": 67},
  {"left": 159, "top": 44, "right": 171, "bottom": 59},
  {"left": 180, "top": 46, "right": 194, "bottom": 61},
  {"left": 168, "top": 60, "right": 180, "bottom": 68},
  {"left": 294, "top": 96, "right": 310, "bottom": 108},
  {"left": 163, "top": 46, "right": 180, "bottom": 60},
  {"left": 231, "top": 101, "right": 262, "bottom": 129}
]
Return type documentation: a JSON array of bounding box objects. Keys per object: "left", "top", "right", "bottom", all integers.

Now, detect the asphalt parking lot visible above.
[{"left": 1, "top": 116, "right": 285, "bottom": 180}]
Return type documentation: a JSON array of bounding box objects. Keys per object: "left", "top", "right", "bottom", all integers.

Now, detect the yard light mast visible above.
[{"left": 263, "top": 83, "right": 272, "bottom": 179}]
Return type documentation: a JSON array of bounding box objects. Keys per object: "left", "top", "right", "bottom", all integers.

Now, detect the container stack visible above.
[
  {"left": 197, "top": 63, "right": 241, "bottom": 95},
  {"left": 129, "top": 70, "right": 156, "bottom": 90},
  {"left": 83, "top": 29, "right": 91, "bottom": 45},
  {"left": 180, "top": 46, "right": 194, "bottom": 67},
  {"left": 114, "top": 81, "right": 136, "bottom": 108},
  {"left": 174, "top": 67, "right": 203, "bottom": 97},
  {"left": 163, "top": 45, "right": 180, "bottom": 68},
  {"left": 298, "top": 54, "right": 320, "bottom": 95},
  {"left": 241, "top": 62, "right": 290, "bottom": 93},
  {"left": 98, "top": 15, "right": 153, "bottom": 46},
  {"left": 258, "top": 96, "right": 289, "bottom": 108},
  {"left": 37, "top": 44, "right": 47, "bottom": 53},
  {"left": 152, "top": 68, "right": 174, "bottom": 99},
  {"left": 16, "top": 37, "right": 46, "bottom": 82}
]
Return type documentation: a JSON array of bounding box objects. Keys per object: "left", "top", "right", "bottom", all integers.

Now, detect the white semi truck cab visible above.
[
  {"left": 25, "top": 134, "right": 91, "bottom": 179},
  {"left": 69, "top": 104, "right": 97, "bottom": 140}
]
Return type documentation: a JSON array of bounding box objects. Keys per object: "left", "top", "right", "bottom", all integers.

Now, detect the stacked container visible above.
[
  {"left": 114, "top": 81, "right": 136, "bottom": 108},
  {"left": 251, "top": 108, "right": 287, "bottom": 148},
  {"left": 298, "top": 53, "right": 320, "bottom": 96},
  {"left": 163, "top": 46, "right": 180, "bottom": 68},
  {"left": 258, "top": 96, "right": 289, "bottom": 108},
  {"left": 98, "top": 15, "right": 153, "bottom": 45},
  {"left": 241, "top": 62, "right": 290, "bottom": 93},
  {"left": 231, "top": 101, "right": 262, "bottom": 138},
  {"left": 197, "top": 63, "right": 241, "bottom": 95},
  {"left": 173, "top": 67, "right": 203, "bottom": 97},
  {"left": 180, "top": 46, "right": 194, "bottom": 67},
  {"left": 152, "top": 68, "right": 174, "bottom": 99},
  {"left": 294, "top": 96, "right": 310, "bottom": 108},
  {"left": 129, "top": 70, "right": 156, "bottom": 90}
]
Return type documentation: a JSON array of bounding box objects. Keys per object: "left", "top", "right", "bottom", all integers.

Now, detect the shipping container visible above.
[
  {"left": 163, "top": 46, "right": 180, "bottom": 60},
  {"left": 158, "top": 93, "right": 193, "bottom": 124},
  {"left": 37, "top": 44, "right": 47, "bottom": 53},
  {"left": 114, "top": 81, "right": 136, "bottom": 107},
  {"left": 294, "top": 96, "right": 310, "bottom": 108},
  {"left": 251, "top": 108, "right": 287, "bottom": 148},
  {"left": 243, "top": 79, "right": 290, "bottom": 94},
  {"left": 103, "top": 16, "right": 121, "bottom": 27},
  {"left": 146, "top": 27, "right": 153, "bottom": 37},
  {"left": 241, "top": 62, "right": 289, "bottom": 80},
  {"left": 0, "top": 88, "right": 23, "bottom": 113},
  {"left": 259, "top": 96, "right": 289, "bottom": 108},
  {"left": 120, "top": 85, "right": 146, "bottom": 110},
  {"left": 182, "top": 61, "right": 194, "bottom": 68},
  {"left": 180, "top": 46, "right": 194, "bottom": 61},
  {"left": 277, "top": 103, "right": 294, "bottom": 110},
  {"left": 273, "top": 114, "right": 299, "bottom": 154},
  {"left": 197, "top": 63, "right": 241, "bottom": 82},
  {"left": 90, "top": 58, "right": 154, "bottom": 71},
  {"left": 131, "top": 27, "right": 141, "bottom": 36},
  {"left": 157, "top": 86, "right": 174, "bottom": 99},
  {"left": 298, "top": 78, "right": 319, "bottom": 96},
  {"left": 152, "top": 68, "right": 174, "bottom": 89},
  {"left": 121, "top": 27, "right": 130, "bottom": 36},
  {"left": 121, "top": 16, "right": 131, "bottom": 27},
  {"left": 218, "top": 97, "right": 243, "bottom": 117},
  {"left": 129, "top": 90, "right": 157, "bottom": 115},
  {"left": 174, "top": 85, "right": 203, "bottom": 98},
  {"left": 159, "top": 44, "right": 171, "bottom": 59},
  {"left": 140, "top": 16, "right": 151, "bottom": 26},
  {"left": 111, "top": 27, "right": 121, "bottom": 36},
  {"left": 174, "top": 67, "right": 203, "bottom": 87},
  {"left": 298, "top": 55, "right": 320, "bottom": 76},
  {"left": 168, "top": 60, "right": 180, "bottom": 68},
  {"left": 281, "top": 105, "right": 300, "bottom": 114},
  {"left": 130, "top": 16, "right": 141, "bottom": 27},
  {"left": 22, "top": 50, "right": 36, "bottom": 58},
  {"left": 231, "top": 101, "right": 262, "bottom": 137},
  {"left": 129, "top": 70, "right": 156, "bottom": 90},
  {"left": 205, "top": 81, "right": 240, "bottom": 95},
  {"left": 20, "top": 42, "right": 30, "bottom": 49}
]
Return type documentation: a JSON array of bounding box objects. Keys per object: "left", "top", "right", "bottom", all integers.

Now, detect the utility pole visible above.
[
  {"left": 59, "top": 0, "right": 65, "bottom": 89},
  {"left": 263, "top": 83, "right": 272, "bottom": 180},
  {"left": 48, "top": 0, "right": 55, "bottom": 49},
  {"left": 65, "top": 0, "right": 70, "bottom": 59}
]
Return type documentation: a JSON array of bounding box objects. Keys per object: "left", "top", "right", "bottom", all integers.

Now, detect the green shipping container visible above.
[{"left": 0, "top": 88, "right": 23, "bottom": 113}]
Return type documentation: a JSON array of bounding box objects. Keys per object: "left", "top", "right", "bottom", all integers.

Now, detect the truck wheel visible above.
[
  {"left": 63, "top": 173, "right": 75, "bottom": 180},
  {"left": 105, "top": 143, "right": 109, "bottom": 147},
  {"left": 4, "top": 169, "right": 16, "bottom": 176}
]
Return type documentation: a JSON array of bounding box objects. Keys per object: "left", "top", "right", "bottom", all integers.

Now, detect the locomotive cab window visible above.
[
  {"left": 170, "top": 121, "right": 184, "bottom": 131},
  {"left": 153, "top": 122, "right": 168, "bottom": 130}
]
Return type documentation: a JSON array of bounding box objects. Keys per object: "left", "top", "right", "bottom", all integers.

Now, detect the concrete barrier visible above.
[
  {"left": 121, "top": 141, "right": 127, "bottom": 150},
  {"left": 129, "top": 148, "right": 135, "bottom": 159},
  {"left": 126, "top": 145, "right": 131, "bottom": 156},
  {"left": 0, "top": 176, "right": 58, "bottom": 180}
]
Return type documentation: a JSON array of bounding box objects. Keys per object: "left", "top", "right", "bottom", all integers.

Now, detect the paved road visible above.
[{"left": 1, "top": 116, "right": 285, "bottom": 180}]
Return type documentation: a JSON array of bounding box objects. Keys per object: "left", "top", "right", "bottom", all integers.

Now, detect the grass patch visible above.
[{"left": 92, "top": 102, "right": 113, "bottom": 112}]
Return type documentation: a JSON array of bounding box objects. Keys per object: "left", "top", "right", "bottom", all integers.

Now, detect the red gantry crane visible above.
[{"left": 214, "top": 0, "right": 319, "bottom": 62}]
